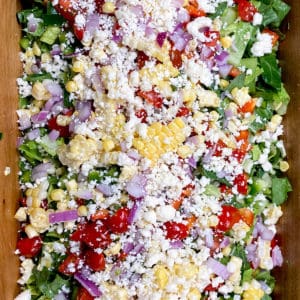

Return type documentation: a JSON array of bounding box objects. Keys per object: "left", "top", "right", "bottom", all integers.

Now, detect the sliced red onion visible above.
[
  {"left": 50, "top": 44, "right": 61, "bottom": 56},
  {"left": 27, "top": 15, "right": 39, "bottom": 33},
  {"left": 170, "top": 24, "right": 192, "bottom": 51},
  {"left": 145, "top": 25, "right": 154, "bottom": 37},
  {"left": 17, "top": 137, "right": 24, "bottom": 147},
  {"left": 215, "top": 51, "right": 229, "bottom": 66},
  {"left": 126, "top": 174, "right": 147, "bottom": 199},
  {"left": 187, "top": 135, "right": 200, "bottom": 146},
  {"left": 127, "top": 149, "right": 141, "bottom": 160},
  {"left": 205, "top": 229, "right": 214, "bottom": 248},
  {"left": 272, "top": 245, "right": 283, "bottom": 267},
  {"left": 76, "top": 189, "right": 93, "bottom": 200},
  {"left": 74, "top": 272, "right": 102, "bottom": 297},
  {"left": 91, "top": 72, "right": 103, "bottom": 94},
  {"left": 245, "top": 243, "right": 260, "bottom": 269},
  {"left": 27, "top": 128, "right": 40, "bottom": 140},
  {"left": 128, "top": 201, "right": 141, "bottom": 225},
  {"left": 49, "top": 209, "right": 79, "bottom": 224},
  {"left": 18, "top": 112, "right": 31, "bottom": 130},
  {"left": 202, "top": 144, "right": 217, "bottom": 164},
  {"left": 225, "top": 109, "right": 233, "bottom": 119},
  {"left": 112, "top": 32, "right": 123, "bottom": 43},
  {"left": 156, "top": 32, "right": 167, "bottom": 47},
  {"left": 85, "top": 13, "right": 100, "bottom": 35},
  {"left": 31, "top": 162, "right": 55, "bottom": 182},
  {"left": 96, "top": 183, "right": 114, "bottom": 197},
  {"left": 48, "top": 129, "right": 60, "bottom": 141},
  {"left": 206, "top": 257, "right": 231, "bottom": 280},
  {"left": 130, "top": 5, "right": 144, "bottom": 18},
  {"left": 200, "top": 45, "right": 214, "bottom": 60},
  {"left": 51, "top": 101, "right": 64, "bottom": 115},
  {"left": 44, "top": 96, "right": 61, "bottom": 111},
  {"left": 177, "top": 8, "right": 190, "bottom": 23},
  {"left": 254, "top": 222, "right": 275, "bottom": 241},
  {"left": 132, "top": 243, "right": 145, "bottom": 255},
  {"left": 219, "top": 236, "right": 230, "bottom": 249},
  {"left": 218, "top": 64, "right": 233, "bottom": 78},
  {"left": 77, "top": 101, "right": 92, "bottom": 122},
  {"left": 31, "top": 111, "right": 48, "bottom": 124},
  {"left": 31, "top": 64, "right": 40, "bottom": 74},
  {"left": 173, "top": 0, "right": 184, "bottom": 8},
  {"left": 123, "top": 242, "right": 134, "bottom": 254},
  {"left": 169, "top": 240, "right": 184, "bottom": 249},
  {"left": 188, "top": 156, "right": 197, "bottom": 169},
  {"left": 44, "top": 80, "right": 63, "bottom": 98}
]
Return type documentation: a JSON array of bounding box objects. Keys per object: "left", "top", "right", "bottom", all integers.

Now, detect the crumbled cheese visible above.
[{"left": 251, "top": 32, "right": 273, "bottom": 57}]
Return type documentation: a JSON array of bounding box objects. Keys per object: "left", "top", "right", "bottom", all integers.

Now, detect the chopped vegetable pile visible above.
[{"left": 15, "top": 0, "right": 291, "bottom": 299}]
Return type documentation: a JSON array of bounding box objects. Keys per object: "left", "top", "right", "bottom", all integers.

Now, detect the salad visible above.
[{"left": 15, "top": 0, "right": 292, "bottom": 299}]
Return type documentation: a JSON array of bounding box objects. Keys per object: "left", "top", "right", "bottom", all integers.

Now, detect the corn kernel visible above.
[
  {"left": 221, "top": 36, "right": 232, "bottom": 49},
  {"left": 32, "top": 82, "right": 50, "bottom": 101},
  {"left": 222, "top": 245, "right": 231, "bottom": 256},
  {"left": 29, "top": 208, "right": 49, "bottom": 233},
  {"left": 103, "top": 138, "right": 115, "bottom": 152},
  {"left": 64, "top": 221, "right": 76, "bottom": 231},
  {"left": 66, "top": 80, "right": 78, "bottom": 93},
  {"left": 41, "top": 53, "right": 51, "bottom": 63},
  {"left": 279, "top": 161, "right": 289, "bottom": 172},
  {"left": 57, "top": 201, "right": 68, "bottom": 210},
  {"left": 56, "top": 115, "right": 71, "bottom": 126},
  {"left": 72, "top": 60, "right": 84, "bottom": 73},
  {"left": 25, "top": 188, "right": 33, "bottom": 197},
  {"left": 32, "top": 42, "right": 41, "bottom": 56},
  {"left": 174, "top": 263, "right": 198, "bottom": 279},
  {"left": 177, "top": 145, "right": 193, "bottom": 158},
  {"left": 104, "top": 242, "right": 121, "bottom": 256},
  {"left": 25, "top": 224, "right": 39, "bottom": 238},
  {"left": 50, "top": 189, "right": 66, "bottom": 202},
  {"left": 243, "top": 287, "right": 264, "bottom": 300},
  {"left": 187, "top": 287, "right": 201, "bottom": 300},
  {"left": 102, "top": 2, "right": 116, "bottom": 13},
  {"left": 78, "top": 205, "right": 88, "bottom": 217},
  {"left": 25, "top": 49, "right": 34, "bottom": 58},
  {"left": 31, "top": 197, "right": 41, "bottom": 208},
  {"left": 173, "top": 117, "right": 185, "bottom": 129},
  {"left": 14, "top": 207, "right": 27, "bottom": 222},
  {"left": 267, "top": 114, "right": 283, "bottom": 132},
  {"left": 154, "top": 265, "right": 169, "bottom": 289},
  {"left": 220, "top": 79, "right": 229, "bottom": 88},
  {"left": 183, "top": 87, "right": 197, "bottom": 103},
  {"left": 66, "top": 179, "right": 78, "bottom": 193}
]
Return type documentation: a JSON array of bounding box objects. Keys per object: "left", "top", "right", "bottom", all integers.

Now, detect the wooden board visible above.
[{"left": 0, "top": 1, "right": 298, "bottom": 299}]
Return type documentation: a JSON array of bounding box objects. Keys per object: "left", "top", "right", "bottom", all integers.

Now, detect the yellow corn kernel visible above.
[
  {"left": 174, "top": 263, "right": 198, "bottom": 280},
  {"left": 41, "top": 52, "right": 51, "bottom": 63},
  {"left": 29, "top": 208, "right": 49, "bottom": 233},
  {"left": 267, "top": 114, "right": 283, "bottom": 132},
  {"left": 150, "top": 122, "right": 163, "bottom": 133},
  {"left": 65, "top": 80, "right": 78, "bottom": 93},
  {"left": 56, "top": 115, "right": 71, "bottom": 126},
  {"left": 14, "top": 207, "right": 27, "bottom": 222},
  {"left": 133, "top": 139, "right": 145, "bottom": 151},
  {"left": 173, "top": 117, "right": 185, "bottom": 129},
  {"left": 183, "top": 0, "right": 189, "bottom": 6},
  {"left": 25, "top": 48, "right": 34, "bottom": 58},
  {"left": 50, "top": 189, "right": 66, "bottom": 202},
  {"left": 66, "top": 179, "right": 78, "bottom": 193},
  {"left": 167, "top": 122, "right": 181, "bottom": 134},
  {"left": 207, "top": 215, "right": 219, "bottom": 227},
  {"left": 220, "top": 79, "right": 229, "bottom": 88},
  {"left": 222, "top": 245, "right": 231, "bottom": 256},
  {"left": 243, "top": 288, "right": 264, "bottom": 300},
  {"left": 154, "top": 265, "right": 169, "bottom": 289},
  {"left": 183, "top": 87, "right": 197, "bottom": 103},
  {"left": 103, "top": 138, "right": 115, "bottom": 152},
  {"left": 32, "top": 81, "right": 50, "bottom": 101},
  {"left": 279, "top": 161, "right": 289, "bottom": 172},
  {"left": 187, "top": 287, "right": 201, "bottom": 300},
  {"left": 32, "top": 42, "right": 41, "bottom": 56},
  {"left": 57, "top": 201, "right": 68, "bottom": 211},
  {"left": 104, "top": 242, "right": 121, "bottom": 256},
  {"left": 221, "top": 36, "right": 232, "bottom": 49},
  {"left": 64, "top": 221, "right": 76, "bottom": 231},
  {"left": 31, "top": 197, "right": 41, "bottom": 208},
  {"left": 25, "top": 224, "right": 39, "bottom": 238},
  {"left": 78, "top": 205, "right": 88, "bottom": 217},
  {"left": 177, "top": 145, "right": 193, "bottom": 158},
  {"left": 72, "top": 60, "right": 84, "bottom": 73},
  {"left": 102, "top": 2, "right": 116, "bottom": 13}
]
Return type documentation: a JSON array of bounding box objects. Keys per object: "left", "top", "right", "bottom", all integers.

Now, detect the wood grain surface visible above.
[
  {"left": 0, "top": 1, "right": 21, "bottom": 299},
  {"left": 0, "top": 1, "right": 298, "bottom": 299}
]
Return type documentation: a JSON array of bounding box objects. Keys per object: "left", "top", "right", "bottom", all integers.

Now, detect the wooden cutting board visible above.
[{"left": 0, "top": 1, "right": 299, "bottom": 299}]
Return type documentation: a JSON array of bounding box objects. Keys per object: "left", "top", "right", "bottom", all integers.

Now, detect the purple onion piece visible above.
[
  {"left": 50, "top": 44, "right": 61, "bottom": 56},
  {"left": 31, "top": 111, "right": 48, "bottom": 124},
  {"left": 27, "top": 15, "right": 38, "bottom": 33},
  {"left": 188, "top": 156, "right": 197, "bottom": 169},
  {"left": 76, "top": 189, "right": 93, "bottom": 200},
  {"left": 173, "top": 0, "right": 184, "bottom": 8},
  {"left": 132, "top": 243, "right": 145, "bottom": 255},
  {"left": 44, "top": 81, "right": 63, "bottom": 98},
  {"left": 219, "top": 236, "right": 230, "bottom": 249},
  {"left": 17, "top": 137, "right": 24, "bottom": 147},
  {"left": 128, "top": 201, "right": 141, "bottom": 225},
  {"left": 123, "top": 242, "right": 134, "bottom": 254},
  {"left": 49, "top": 209, "right": 79, "bottom": 224},
  {"left": 127, "top": 149, "right": 141, "bottom": 160},
  {"left": 156, "top": 32, "right": 167, "bottom": 47},
  {"left": 27, "top": 129, "right": 40, "bottom": 141},
  {"left": 215, "top": 51, "right": 229, "bottom": 66},
  {"left": 177, "top": 8, "right": 190, "bottom": 23},
  {"left": 48, "top": 129, "right": 60, "bottom": 141},
  {"left": 272, "top": 245, "right": 283, "bottom": 267},
  {"left": 96, "top": 183, "right": 114, "bottom": 197},
  {"left": 170, "top": 240, "right": 184, "bottom": 249},
  {"left": 74, "top": 273, "right": 102, "bottom": 297},
  {"left": 218, "top": 64, "right": 233, "bottom": 78},
  {"left": 126, "top": 174, "right": 147, "bottom": 199},
  {"left": 85, "top": 13, "right": 100, "bottom": 35},
  {"left": 54, "top": 293, "right": 67, "bottom": 300},
  {"left": 31, "top": 64, "right": 40, "bottom": 74},
  {"left": 31, "top": 162, "right": 55, "bottom": 181},
  {"left": 77, "top": 101, "right": 92, "bottom": 122},
  {"left": 205, "top": 229, "right": 214, "bottom": 248},
  {"left": 206, "top": 257, "right": 231, "bottom": 280}
]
